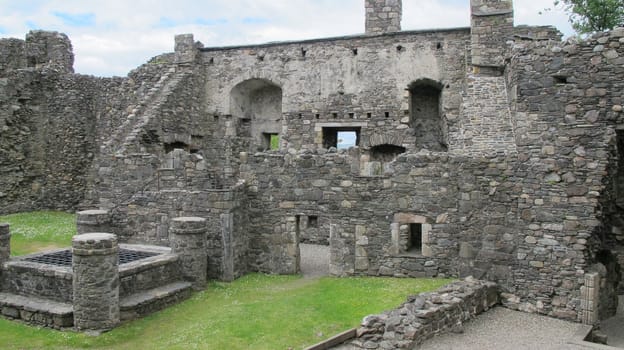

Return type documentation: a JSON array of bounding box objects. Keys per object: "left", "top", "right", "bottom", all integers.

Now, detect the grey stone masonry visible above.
[
  {"left": 169, "top": 217, "right": 208, "bottom": 290},
  {"left": 175, "top": 34, "right": 198, "bottom": 64},
  {"left": 581, "top": 272, "right": 600, "bottom": 324},
  {"left": 0, "top": 223, "right": 9, "bottom": 267},
  {"left": 72, "top": 233, "right": 120, "bottom": 331},
  {"left": 76, "top": 210, "right": 111, "bottom": 235},
  {"left": 455, "top": 74, "right": 516, "bottom": 155},
  {"left": 470, "top": 0, "right": 514, "bottom": 70},
  {"left": 365, "top": 0, "right": 402, "bottom": 34},
  {"left": 342, "top": 277, "right": 499, "bottom": 349}
]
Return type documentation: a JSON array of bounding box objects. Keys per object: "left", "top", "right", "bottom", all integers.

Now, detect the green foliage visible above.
[
  {"left": 549, "top": 0, "right": 624, "bottom": 34},
  {"left": 269, "top": 134, "right": 280, "bottom": 150},
  {"left": 0, "top": 211, "right": 75, "bottom": 256},
  {"left": 0, "top": 274, "right": 452, "bottom": 349}
]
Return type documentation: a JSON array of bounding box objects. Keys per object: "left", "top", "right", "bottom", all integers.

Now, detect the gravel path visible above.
[
  {"left": 415, "top": 307, "right": 581, "bottom": 350},
  {"left": 299, "top": 243, "right": 329, "bottom": 277}
]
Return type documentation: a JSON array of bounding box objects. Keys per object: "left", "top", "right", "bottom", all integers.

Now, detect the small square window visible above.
[
  {"left": 262, "top": 133, "right": 279, "bottom": 150},
  {"left": 308, "top": 215, "right": 318, "bottom": 228}
]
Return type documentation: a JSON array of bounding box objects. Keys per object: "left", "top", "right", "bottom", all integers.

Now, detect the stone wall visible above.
[
  {"left": 2, "top": 256, "right": 73, "bottom": 303},
  {"left": 501, "top": 27, "right": 624, "bottom": 320},
  {"left": 0, "top": 31, "right": 177, "bottom": 214},
  {"left": 343, "top": 277, "right": 498, "bottom": 349},
  {"left": 2, "top": 5, "right": 624, "bottom": 326},
  {"left": 200, "top": 29, "right": 470, "bottom": 155},
  {"left": 242, "top": 149, "right": 518, "bottom": 281}
]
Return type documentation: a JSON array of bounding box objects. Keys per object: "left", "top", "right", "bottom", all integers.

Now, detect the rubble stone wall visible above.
[{"left": 344, "top": 277, "right": 498, "bottom": 349}]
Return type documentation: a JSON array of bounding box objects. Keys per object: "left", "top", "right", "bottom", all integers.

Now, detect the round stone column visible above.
[
  {"left": 72, "top": 233, "right": 119, "bottom": 331},
  {"left": 76, "top": 210, "right": 111, "bottom": 235},
  {"left": 0, "top": 223, "right": 10, "bottom": 267},
  {"left": 170, "top": 217, "right": 207, "bottom": 290}
]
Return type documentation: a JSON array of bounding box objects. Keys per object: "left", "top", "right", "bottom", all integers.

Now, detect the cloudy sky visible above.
[{"left": 0, "top": 0, "right": 573, "bottom": 77}]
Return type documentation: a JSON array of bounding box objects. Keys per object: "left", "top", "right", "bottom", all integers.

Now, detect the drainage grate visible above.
[{"left": 23, "top": 248, "right": 159, "bottom": 267}]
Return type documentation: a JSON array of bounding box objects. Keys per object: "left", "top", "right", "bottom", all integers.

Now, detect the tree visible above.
[{"left": 552, "top": 0, "right": 624, "bottom": 34}]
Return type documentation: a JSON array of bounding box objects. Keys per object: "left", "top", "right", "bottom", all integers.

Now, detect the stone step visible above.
[
  {"left": 0, "top": 292, "right": 73, "bottom": 329},
  {"left": 120, "top": 281, "right": 192, "bottom": 321}
]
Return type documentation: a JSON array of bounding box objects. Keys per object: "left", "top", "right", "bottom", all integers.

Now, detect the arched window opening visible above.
[
  {"left": 408, "top": 79, "right": 446, "bottom": 152},
  {"left": 230, "top": 79, "right": 282, "bottom": 151}
]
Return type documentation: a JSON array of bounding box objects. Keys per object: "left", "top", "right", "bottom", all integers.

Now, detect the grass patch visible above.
[
  {"left": 0, "top": 211, "right": 76, "bottom": 256},
  {"left": 0, "top": 274, "right": 452, "bottom": 349},
  {"left": 0, "top": 212, "right": 453, "bottom": 349}
]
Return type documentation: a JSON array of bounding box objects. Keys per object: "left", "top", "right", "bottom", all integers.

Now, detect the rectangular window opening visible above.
[
  {"left": 308, "top": 215, "right": 318, "bottom": 228},
  {"left": 322, "top": 127, "right": 360, "bottom": 149},
  {"left": 262, "top": 133, "right": 280, "bottom": 150}
]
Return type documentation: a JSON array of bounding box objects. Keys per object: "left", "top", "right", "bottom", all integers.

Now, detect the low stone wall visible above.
[
  {"left": 343, "top": 277, "right": 498, "bottom": 349},
  {"left": 2, "top": 258, "right": 73, "bottom": 303}
]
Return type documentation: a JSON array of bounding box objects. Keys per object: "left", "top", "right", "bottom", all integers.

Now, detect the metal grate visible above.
[{"left": 24, "top": 248, "right": 159, "bottom": 267}]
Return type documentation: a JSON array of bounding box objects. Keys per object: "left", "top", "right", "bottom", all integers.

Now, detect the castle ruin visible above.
[{"left": 1, "top": 0, "right": 624, "bottom": 332}]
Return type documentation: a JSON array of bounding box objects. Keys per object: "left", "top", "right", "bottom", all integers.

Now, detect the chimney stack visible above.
[{"left": 365, "top": 0, "right": 402, "bottom": 35}]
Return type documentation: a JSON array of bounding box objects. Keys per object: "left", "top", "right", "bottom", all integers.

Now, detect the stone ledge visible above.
[
  {"left": 120, "top": 281, "right": 192, "bottom": 321},
  {"left": 118, "top": 252, "right": 178, "bottom": 277},
  {"left": 0, "top": 292, "right": 73, "bottom": 329}
]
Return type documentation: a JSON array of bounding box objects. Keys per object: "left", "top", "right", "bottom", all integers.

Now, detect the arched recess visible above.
[
  {"left": 370, "top": 144, "right": 406, "bottom": 162},
  {"left": 408, "top": 79, "right": 447, "bottom": 151},
  {"left": 230, "top": 78, "right": 283, "bottom": 150}
]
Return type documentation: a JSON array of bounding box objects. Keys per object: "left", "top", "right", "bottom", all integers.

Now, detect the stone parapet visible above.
[
  {"left": 170, "top": 217, "right": 208, "bottom": 290},
  {"left": 72, "top": 233, "right": 120, "bottom": 331}
]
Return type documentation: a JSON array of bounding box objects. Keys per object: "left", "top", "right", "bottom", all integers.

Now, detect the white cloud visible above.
[{"left": 0, "top": 0, "right": 576, "bottom": 77}]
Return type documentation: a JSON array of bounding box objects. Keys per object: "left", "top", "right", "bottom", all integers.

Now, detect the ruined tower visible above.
[
  {"left": 470, "top": 0, "right": 514, "bottom": 71},
  {"left": 365, "top": 0, "right": 402, "bottom": 34}
]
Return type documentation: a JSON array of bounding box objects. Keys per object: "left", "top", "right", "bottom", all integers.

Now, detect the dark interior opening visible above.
[
  {"left": 553, "top": 75, "right": 569, "bottom": 84},
  {"left": 370, "top": 144, "right": 406, "bottom": 162},
  {"left": 164, "top": 141, "right": 189, "bottom": 153},
  {"left": 409, "top": 223, "right": 422, "bottom": 253},
  {"left": 308, "top": 215, "right": 318, "bottom": 228}
]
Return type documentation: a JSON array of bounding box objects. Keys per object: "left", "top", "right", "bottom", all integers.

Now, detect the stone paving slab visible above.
[{"left": 414, "top": 307, "right": 581, "bottom": 350}]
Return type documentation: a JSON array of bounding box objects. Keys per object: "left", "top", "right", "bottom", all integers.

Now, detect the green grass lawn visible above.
[
  {"left": 0, "top": 212, "right": 453, "bottom": 349},
  {"left": 0, "top": 211, "right": 75, "bottom": 256}
]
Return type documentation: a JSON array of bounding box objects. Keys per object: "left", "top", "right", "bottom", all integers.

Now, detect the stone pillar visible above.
[
  {"left": 72, "top": 233, "right": 119, "bottom": 331},
  {"left": 581, "top": 272, "right": 600, "bottom": 324},
  {"left": 285, "top": 216, "right": 300, "bottom": 274},
  {"left": 365, "top": 0, "right": 402, "bottom": 35},
  {"left": 174, "top": 34, "right": 197, "bottom": 64},
  {"left": 329, "top": 223, "right": 354, "bottom": 276},
  {"left": 220, "top": 213, "right": 234, "bottom": 282},
  {"left": 0, "top": 223, "right": 10, "bottom": 267},
  {"left": 170, "top": 217, "right": 208, "bottom": 289},
  {"left": 470, "top": 0, "right": 514, "bottom": 71},
  {"left": 76, "top": 210, "right": 111, "bottom": 234}
]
